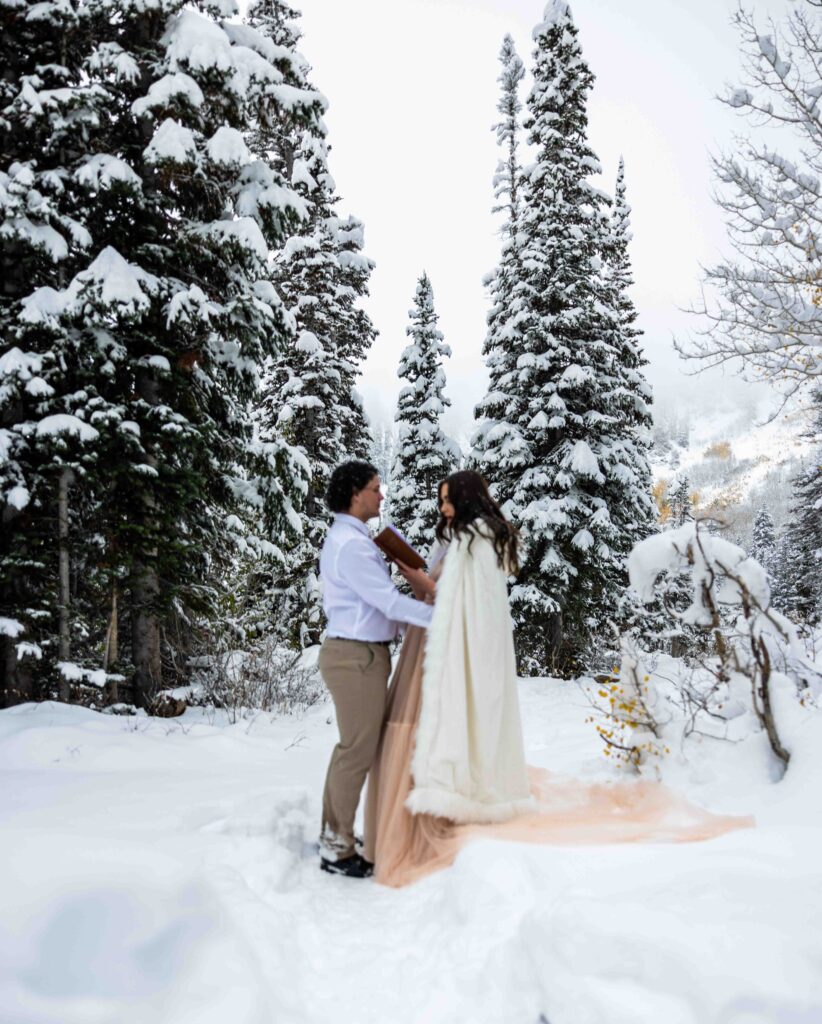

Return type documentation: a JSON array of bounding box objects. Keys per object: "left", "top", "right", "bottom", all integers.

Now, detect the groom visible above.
[{"left": 317, "top": 460, "right": 434, "bottom": 878}]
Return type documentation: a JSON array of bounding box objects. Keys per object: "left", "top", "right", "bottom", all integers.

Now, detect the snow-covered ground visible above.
[{"left": 2, "top": 676, "right": 821, "bottom": 1024}]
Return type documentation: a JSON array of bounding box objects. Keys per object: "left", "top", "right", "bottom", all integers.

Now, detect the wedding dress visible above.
[{"left": 364, "top": 529, "right": 753, "bottom": 889}]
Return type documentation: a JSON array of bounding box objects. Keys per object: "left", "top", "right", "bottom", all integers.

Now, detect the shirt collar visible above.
[{"left": 335, "top": 513, "right": 371, "bottom": 537}]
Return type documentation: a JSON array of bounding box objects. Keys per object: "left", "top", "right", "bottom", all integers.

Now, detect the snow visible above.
[
  {"left": 0, "top": 618, "right": 24, "bottom": 639},
  {"left": 35, "top": 415, "right": 99, "bottom": 443},
  {"left": 66, "top": 246, "right": 159, "bottom": 314},
  {"left": 75, "top": 154, "right": 141, "bottom": 190},
  {"left": 295, "top": 330, "right": 322, "bottom": 354},
  {"left": 24, "top": 376, "right": 54, "bottom": 397},
  {"left": 1, "top": 683, "right": 819, "bottom": 1023},
  {"left": 131, "top": 73, "right": 205, "bottom": 117},
  {"left": 0, "top": 346, "right": 42, "bottom": 380},
  {"left": 534, "top": 0, "right": 571, "bottom": 37},
  {"left": 206, "top": 126, "right": 250, "bottom": 167},
  {"left": 6, "top": 485, "right": 30, "bottom": 510},
  {"left": 199, "top": 218, "right": 268, "bottom": 260},
  {"left": 567, "top": 438, "right": 602, "bottom": 478},
  {"left": 144, "top": 118, "right": 198, "bottom": 165},
  {"left": 221, "top": 22, "right": 278, "bottom": 64},
  {"left": 88, "top": 42, "right": 140, "bottom": 84},
  {"left": 163, "top": 11, "right": 234, "bottom": 76},
  {"left": 20, "top": 286, "right": 65, "bottom": 324},
  {"left": 1, "top": 217, "right": 67, "bottom": 261}
]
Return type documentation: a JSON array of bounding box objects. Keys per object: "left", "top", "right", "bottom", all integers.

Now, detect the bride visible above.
[{"left": 364, "top": 470, "right": 753, "bottom": 888}]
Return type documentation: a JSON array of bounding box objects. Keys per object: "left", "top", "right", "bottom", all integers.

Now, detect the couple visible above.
[
  {"left": 317, "top": 461, "right": 752, "bottom": 887},
  {"left": 317, "top": 461, "right": 529, "bottom": 884}
]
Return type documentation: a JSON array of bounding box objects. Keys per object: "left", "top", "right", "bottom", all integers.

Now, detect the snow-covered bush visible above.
[
  {"left": 585, "top": 637, "right": 671, "bottom": 769},
  {"left": 626, "top": 520, "right": 814, "bottom": 770}
]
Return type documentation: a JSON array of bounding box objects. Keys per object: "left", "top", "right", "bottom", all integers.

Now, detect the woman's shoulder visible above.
[
  {"left": 451, "top": 519, "right": 495, "bottom": 557},
  {"left": 458, "top": 518, "right": 515, "bottom": 575}
]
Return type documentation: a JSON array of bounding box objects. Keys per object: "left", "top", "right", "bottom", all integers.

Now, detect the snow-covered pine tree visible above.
[
  {"left": 472, "top": 34, "right": 528, "bottom": 499},
  {"left": 750, "top": 506, "right": 776, "bottom": 572},
  {"left": 388, "top": 273, "right": 456, "bottom": 550},
  {"left": 770, "top": 532, "right": 799, "bottom": 616},
  {"left": 780, "top": 389, "right": 822, "bottom": 624},
  {"left": 668, "top": 476, "right": 693, "bottom": 527},
  {"left": 18, "top": 0, "right": 315, "bottom": 705},
  {"left": 497, "top": 1, "right": 646, "bottom": 674},
  {"left": 600, "top": 158, "right": 656, "bottom": 558},
  {"left": 0, "top": 0, "right": 124, "bottom": 703},
  {"left": 249, "top": 0, "right": 378, "bottom": 647}
]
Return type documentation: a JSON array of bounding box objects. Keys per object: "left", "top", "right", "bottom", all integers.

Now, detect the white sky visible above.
[{"left": 296, "top": 0, "right": 793, "bottom": 443}]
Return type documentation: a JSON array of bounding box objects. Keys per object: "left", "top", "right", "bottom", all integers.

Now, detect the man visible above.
[{"left": 318, "top": 460, "right": 433, "bottom": 878}]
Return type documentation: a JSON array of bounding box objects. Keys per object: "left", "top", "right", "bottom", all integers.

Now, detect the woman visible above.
[
  {"left": 361, "top": 477, "right": 455, "bottom": 885},
  {"left": 365, "top": 471, "right": 753, "bottom": 888},
  {"left": 406, "top": 472, "right": 533, "bottom": 824}
]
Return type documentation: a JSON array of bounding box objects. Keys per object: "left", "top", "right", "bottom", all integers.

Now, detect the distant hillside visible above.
[{"left": 650, "top": 399, "right": 813, "bottom": 550}]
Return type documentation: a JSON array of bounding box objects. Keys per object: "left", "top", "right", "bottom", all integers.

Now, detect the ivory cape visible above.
[{"left": 407, "top": 524, "right": 534, "bottom": 824}]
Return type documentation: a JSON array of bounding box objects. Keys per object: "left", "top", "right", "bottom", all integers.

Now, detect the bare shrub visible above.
[{"left": 191, "top": 640, "right": 327, "bottom": 722}]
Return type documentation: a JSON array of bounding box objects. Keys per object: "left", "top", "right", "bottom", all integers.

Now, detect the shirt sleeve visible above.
[{"left": 336, "top": 540, "right": 434, "bottom": 630}]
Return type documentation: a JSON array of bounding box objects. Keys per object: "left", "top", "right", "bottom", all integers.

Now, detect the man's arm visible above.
[{"left": 336, "top": 542, "right": 433, "bottom": 630}]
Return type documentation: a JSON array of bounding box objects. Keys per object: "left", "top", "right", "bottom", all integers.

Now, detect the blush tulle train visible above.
[{"left": 364, "top": 626, "right": 754, "bottom": 889}]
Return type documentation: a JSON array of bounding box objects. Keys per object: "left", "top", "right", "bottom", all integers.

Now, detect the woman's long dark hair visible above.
[
  {"left": 437, "top": 470, "right": 519, "bottom": 573},
  {"left": 434, "top": 479, "right": 449, "bottom": 542}
]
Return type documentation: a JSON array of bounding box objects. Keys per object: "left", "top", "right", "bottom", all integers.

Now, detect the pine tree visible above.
[
  {"left": 388, "top": 273, "right": 456, "bottom": 550},
  {"left": 494, "top": 1, "right": 649, "bottom": 674},
  {"left": 472, "top": 34, "right": 528, "bottom": 500},
  {"left": 770, "top": 532, "right": 799, "bottom": 616},
  {"left": 251, "top": 0, "right": 378, "bottom": 648},
  {"left": 780, "top": 390, "right": 822, "bottom": 623},
  {"left": 0, "top": 0, "right": 125, "bottom": 702},
  {"left": 601, "top": 158, "right": 657, "bottom": 559},
  {"left": 4, "top": 0, "right": 317, "bottom": 706},
  {"left": 750, "top": 506, "right": 776, "bottom": 571},
  {"left": 668, "top": 476, "right": 693, "bottom": 527}
]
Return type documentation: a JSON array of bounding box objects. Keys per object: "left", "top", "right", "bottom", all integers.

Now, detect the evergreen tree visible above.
[
  {"left": 388, "top": 273, "right": 456, "bottom": 550},
  {"left": 251, "top": 0, "right": 378, "bottom": 648},
  {"left": 770, "top": 532, "right": 799, "bottom": 617},
  {"left": 472, "top": 34, "right": 528, "bottom": 500},
  {"left": 0, "top": 0, "right": 128, "bottom": 702},
  {"left": 1, "top": 0, "right": 320, "bottom": 707},
  {"left": 668, "top": 476, "right": 693, "bottom": 527},
  {"left": 601, "top": 158, "right": 657, "bottom": 560},
  {"left": 780, "top": 390, "right": 822, "bottom": 623},
  {"left": 492, "top": 1, "right": 651, "bottom": 674},
  {"left": 750, "top": 506, "right": 776, "bottom": 572}
]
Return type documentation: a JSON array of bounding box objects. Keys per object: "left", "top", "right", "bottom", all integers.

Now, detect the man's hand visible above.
[{"left": 395, "top": 560, "right": 436, "bottom": 601}]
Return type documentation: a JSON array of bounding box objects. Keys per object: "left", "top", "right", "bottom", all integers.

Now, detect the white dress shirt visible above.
[{"left": 320, "top": 514, "right": 433, "bottom": 641}]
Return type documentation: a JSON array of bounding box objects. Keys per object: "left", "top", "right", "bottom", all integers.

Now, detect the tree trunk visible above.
[
  {"left": 130, "top": 368, "right": 162, "bottom": 708},
  {"left": 104, "top": 580, "right": 119, "bottom": 703},
  {"left": 545, "top": 611, "right": 563, "bottom": 676},
  {"left": 131, "top": 559, "right": 161, "bottom": 707},
  {"left": 57, "top": 469, "right": 71, "bottom": 701}
]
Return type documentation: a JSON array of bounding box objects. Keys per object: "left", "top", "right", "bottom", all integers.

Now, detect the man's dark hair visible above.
[{"left": 326, "top": 461, "right": 379, "bottom": 513}]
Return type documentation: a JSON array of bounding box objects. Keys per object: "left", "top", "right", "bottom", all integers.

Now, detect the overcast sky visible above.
[{"left": 295, "top": 0, "right": 792, "bottom": 443}]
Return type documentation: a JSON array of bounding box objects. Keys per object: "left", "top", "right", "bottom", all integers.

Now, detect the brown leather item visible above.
[{"left": 373, "top": 526, "right": 425, "bottom": 570}]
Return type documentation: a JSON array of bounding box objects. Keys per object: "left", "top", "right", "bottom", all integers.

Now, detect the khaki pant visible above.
[{"left": 319, "top": 638, "right": 391, "bottom": 861}]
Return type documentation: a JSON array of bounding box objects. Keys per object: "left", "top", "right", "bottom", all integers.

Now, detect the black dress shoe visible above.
[{"left": 320, "top": 853, "right": 374, "bottom": 878}]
